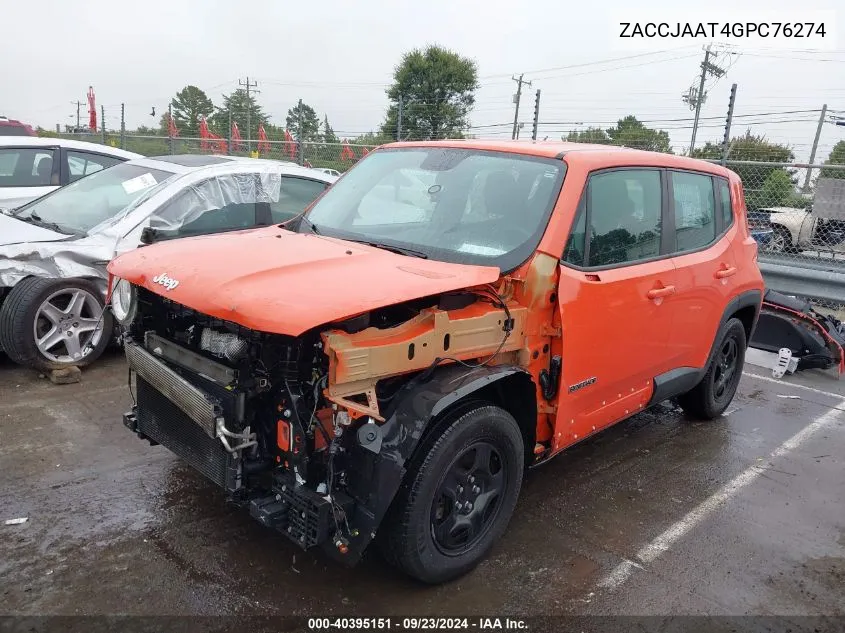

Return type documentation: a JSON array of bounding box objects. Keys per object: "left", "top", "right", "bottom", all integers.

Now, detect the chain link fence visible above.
[
  {"left": 725, "top": 161, "right": 845, "bottom": 259},
  {"left": 52, "top": 131, "right": 372, "bottom": 173},
  {"left": 49, "top": 131, "right": 845, "bottom": 308},
  {"left": 734, "top": 161, "right": 845, "bottom": 311}
]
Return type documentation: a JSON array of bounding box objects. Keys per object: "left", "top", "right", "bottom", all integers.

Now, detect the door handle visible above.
[
  {"left": 647, "top": 285, "right": 676, "bottom": 300},
  {"left": 715, "top": 266, "right": 737, "bottom": 279}
]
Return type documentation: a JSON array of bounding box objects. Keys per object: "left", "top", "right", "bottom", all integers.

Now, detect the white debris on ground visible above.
[{"left": 4, "top": 517, "right": 28, "bottom": 525}]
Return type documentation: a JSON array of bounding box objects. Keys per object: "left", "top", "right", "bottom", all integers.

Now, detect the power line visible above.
[{"left": 477, "top": 45, "right": 700, "bottom": 79}]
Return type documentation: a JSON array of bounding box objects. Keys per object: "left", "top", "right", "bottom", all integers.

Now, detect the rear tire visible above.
[
  {"left": 678, "top": 318, "right": 746, "bottom": 420},
  {"left": 379, "top": 404, "right": 524, "bottom": 584},
  {"left": 0, "top": 277, "right": 112, "bottom": 372}
]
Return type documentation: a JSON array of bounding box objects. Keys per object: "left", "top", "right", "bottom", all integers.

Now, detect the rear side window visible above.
[
  {"left": 718, "top": 179, "right": 733, "bottom": 227},
  {"left": 585, "top": 169, "right": 662, "bottom": 267},
  {"left": 672, "top": 171, "right": 716, "bottom": 252},
  {"left": 66, "top": 150, "right": 124, "bottom": 183},
  {"left": 0, "top": 148, "right": 57, "bottom": 187}
]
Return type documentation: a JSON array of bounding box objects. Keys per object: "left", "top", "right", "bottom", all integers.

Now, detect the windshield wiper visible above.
[
  {"left": 298, "top": 215, "right": 321, "bottom": 234},
  {"left": 26, "top": 212, "right": 74, "bottom": 235},
  {"left": 348, "top": 239, "right": 429, "bottom": 259}
]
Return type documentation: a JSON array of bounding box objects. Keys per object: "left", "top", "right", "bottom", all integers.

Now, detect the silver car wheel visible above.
[
  {"left": 768, "top": 230, "right": 787, "bottom": 252},
  {"left": 33, "top": 288, "right": 104, "bottom": 364}
]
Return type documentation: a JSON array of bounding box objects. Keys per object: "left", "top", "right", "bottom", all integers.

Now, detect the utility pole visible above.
[
  {"left": 101, "top": 105, "right": 106, "bottom": 144},
  {"left": 239, "top": 76, "right": 259, "bottom": 152},
  {"left": 396, "top": 95, "right": 404, "bottom": 141},
  {"left": 804, "top": 104, "right": 828, "bottom": 191},
  {"left": 683, "top": 45, "right": 726, "bottom": 153},
  {"left": 721, "top": 84, "right": 737, "bottom": 166},
  {"left": 71, "top": 100, "right": 83, "bottom": 132},
  {"left": 531, "top": 89, "right": 541, "bottom": 141},
  {"left": 297, "top": 98, "right": 304, "bottom": 165},
  {"left": 120, "top": 103, "right": 125, "bottom": 149},
  {"left": 511, "top": 74, "right": 532, "bottom": 140}
]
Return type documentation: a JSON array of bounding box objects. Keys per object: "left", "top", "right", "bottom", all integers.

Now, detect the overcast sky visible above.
[{"left": 2, "top": 0, "right": 844, "bottom": 161}]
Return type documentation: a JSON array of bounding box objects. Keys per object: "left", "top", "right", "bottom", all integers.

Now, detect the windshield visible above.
[
  {"left": 14, "top": 162, "right": 174, "bottom": 234},
  {"left": 302, "top": 147, "right": 565, "bottom": 271}
]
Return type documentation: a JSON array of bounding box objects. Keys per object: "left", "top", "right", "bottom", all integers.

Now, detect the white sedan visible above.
[
  {"left": 0, "top": 136, "right": 141, "bottom": 209},
  {"left": 0, "top": 154, "right": 336, "bottom": 371}
]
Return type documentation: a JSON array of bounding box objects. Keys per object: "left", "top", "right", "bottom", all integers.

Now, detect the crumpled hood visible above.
[
  {"left": 108, "top": 227, "right": 501, "bottom": 336},
  {"left": 0, "top": 213, "right": 67, "bottom": 246}
]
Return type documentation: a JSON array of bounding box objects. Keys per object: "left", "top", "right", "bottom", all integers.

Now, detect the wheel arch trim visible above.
[{"left": 324, "top": 364, "right": 534, "bottom": 564}]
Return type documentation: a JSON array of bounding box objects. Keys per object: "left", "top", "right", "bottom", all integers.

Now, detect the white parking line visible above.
[
  {"left": 598, "top": 396, "right": 845, "bottom": 591},
  {"left": 741, "top": 371, "right": 844, "bottom": 400}
]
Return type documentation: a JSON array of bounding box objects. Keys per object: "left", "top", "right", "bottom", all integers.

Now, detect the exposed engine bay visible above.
[{"left": 121, "top": 283, "right": 532, "bottom": 562}]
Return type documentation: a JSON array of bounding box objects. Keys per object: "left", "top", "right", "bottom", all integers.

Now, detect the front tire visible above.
[
  {"left": 678, "top": 318, "right": 746, "bottom": 420},
  {"left": 0, "top": 277, "right": 112, "bottom": 372},
  {"left": 379, "top": 404, "right": 524, "bottom": 584}
]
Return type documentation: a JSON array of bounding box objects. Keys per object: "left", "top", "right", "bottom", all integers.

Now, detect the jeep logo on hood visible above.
[{"left": 152, "top": 272, "right": 180, "bottom": 291}]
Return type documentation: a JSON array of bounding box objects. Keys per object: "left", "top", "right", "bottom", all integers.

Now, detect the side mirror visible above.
[{"left": 140, "top": 226, "right": 156, "bottom": 245}]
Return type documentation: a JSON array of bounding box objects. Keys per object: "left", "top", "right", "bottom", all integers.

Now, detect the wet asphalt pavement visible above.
[{"left": 0, "top": 349, "right": 843, "bottom": 618}]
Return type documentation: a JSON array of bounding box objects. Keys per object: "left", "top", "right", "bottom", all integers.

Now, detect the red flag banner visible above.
[
  {"left": 284, "top": 129, "right": 297, "bottom": 159},
  {"left": 87, "top": 86, "right": 97, "bottom": 131},
  {"left": 199, "top": 116, "right": 210, "bottom": 151},
  {"left": 167, "top": 114, "right": 179, "bottom": 138},
  {"left": 340, "top": 140, "right": 356, "bottom": 162},
  {"left": 231, "top": 122, "right": 243, "bottom": 152},
  {"left": 257, "top": 124, "right": 270, "bottom": 154}
]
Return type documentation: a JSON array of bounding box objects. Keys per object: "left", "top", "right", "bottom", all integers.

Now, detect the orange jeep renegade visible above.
[{"left": 107, "top": 141, "right": 764, "bottom": 583}]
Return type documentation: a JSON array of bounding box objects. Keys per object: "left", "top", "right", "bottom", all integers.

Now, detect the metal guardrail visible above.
[{"left": 758, "top": 253, "right": 845, "bottom": 306}]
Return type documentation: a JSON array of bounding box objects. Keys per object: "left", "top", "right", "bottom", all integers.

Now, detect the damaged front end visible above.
[
  {"left": 120, "top": 283, "right": 530, "bottom": 563},
  {"left": 749, "top": 289, "right": 845, "bottom": 377}
]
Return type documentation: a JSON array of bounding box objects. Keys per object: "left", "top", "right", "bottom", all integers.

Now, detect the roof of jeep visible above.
[{"left": 383, "top": 139, "right": 732, "bottom": 177}]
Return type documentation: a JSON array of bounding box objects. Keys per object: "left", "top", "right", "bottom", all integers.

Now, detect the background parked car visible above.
[
  {"left": 764, "top": 184, "right": 845, "bottom": 254},
  {"left": 0, "top": 116, "right": 36, "bottom": 136},
  {"left": 0, "top": 154, "right": 336, "bottom": 371},
  {"left": 0, "top": 136, "right": 141, "bottom": 210},
  {"left": 313, "top": 167, "right": 341, "bottom": 177}
]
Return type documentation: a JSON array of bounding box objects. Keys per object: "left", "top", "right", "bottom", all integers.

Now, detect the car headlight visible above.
[{"left": 111, "top": 277, "right": 137, "bottom": 326}]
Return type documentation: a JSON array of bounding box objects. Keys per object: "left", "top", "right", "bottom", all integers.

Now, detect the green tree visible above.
[
  {"left": 821, "top": 140, "right": 845, "bottom": 179},
  {"left": 692, "top": 130, "right": 797, "bottom": 210},
  {"left": 605, "top": 116, "right": 672, "bottom": 153},
  {"left": 759, "top": 169, "right": 796, "bottom": 208},
  {"left": 352, "top": 131, "right": 393, "bottom": 146},
  {"left": 169, "top": 85, "right": 215, "bottom": 138},
  {"left": 135, "top": 125, "right": 159, "bottom": 136},
  {"left": 381, "top": 45, "right": 479, "bottom": 140},
  {"left": 322, "top": 114, "right": 339, "bottom": 144},
  {"left": 285, "top": 101, "right": 320, "bottom": 141},
  {"left": 692, "top": 130, "right": 793, "bottom": 163},
  {"left": 209, "top": 89, "right": 268, "bottom": 139},
  {"left": 565, "top": 127, "right": 611, "bottom": 144}
]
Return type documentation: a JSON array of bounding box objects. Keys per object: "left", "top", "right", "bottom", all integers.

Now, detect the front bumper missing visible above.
[{"left": 124, "top": 407, "right": 354, "bottom": 557}]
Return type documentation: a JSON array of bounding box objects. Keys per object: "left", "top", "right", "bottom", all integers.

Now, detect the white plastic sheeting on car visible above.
[{"left": 148, "top": 168, "right": 283, "bottom": 231}]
